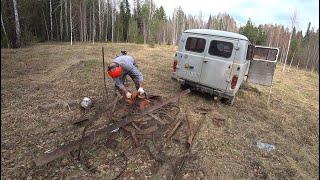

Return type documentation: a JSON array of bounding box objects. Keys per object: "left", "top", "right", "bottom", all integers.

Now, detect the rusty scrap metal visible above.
[
  {"left": 34, "top": 89, "right": 190, "bottom": 166},
  {"left": 186, "top": 114, "right": 194, "bottom": 147},
  {"left": 172, "top": 113, "right": 207, "bottom": 180},
  {"left": 149, "top": 113, "right": 168, "bottom": 125},
  {"left": 138, "top": 126, "right": 158, "bottom": 134},
  {"left": 122, "top": 126, "right": 144, "bottom": 146},
  {"left": 145, "top": 139, "right": 167, "bottom": 163},
  {"left": 34, "top": 117, "right": 132, "bottom": 166},
  {"left": 167, "top": 118, "right": 183, "bottom": 139},
  {"left": 194, "top": 107, "right": 212, "bottom": 114}
]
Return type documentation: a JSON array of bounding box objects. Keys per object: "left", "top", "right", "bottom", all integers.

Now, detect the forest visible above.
[{"left": 1, "top": 0, "right": 319, "bottom": 72}]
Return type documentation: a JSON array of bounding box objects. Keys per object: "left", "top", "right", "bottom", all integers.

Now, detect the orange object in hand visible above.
[{"left": 125, "top": 92, "right": 138, "bottom": 105}]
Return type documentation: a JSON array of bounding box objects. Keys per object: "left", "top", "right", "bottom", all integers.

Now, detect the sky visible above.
[{"left": 151, "top": 0, "right": 319, "bottom": 34}]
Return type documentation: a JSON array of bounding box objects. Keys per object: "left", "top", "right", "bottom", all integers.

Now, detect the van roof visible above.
[{"left": 184, "top": 29, "right": 249, "bottom": 41}]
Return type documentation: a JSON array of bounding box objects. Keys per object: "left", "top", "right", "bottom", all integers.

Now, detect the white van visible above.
[{"left": 172, "top": 29, "right": 279, "bottom": 105}]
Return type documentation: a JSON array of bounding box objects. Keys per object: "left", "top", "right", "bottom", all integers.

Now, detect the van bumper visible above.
[{"left": 176, "top": 79, "right": 234, "bottom": 99}]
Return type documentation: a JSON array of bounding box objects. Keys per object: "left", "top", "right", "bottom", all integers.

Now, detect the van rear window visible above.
[
  {"left": 185, "top": 37, "right": 206, "bottom": 53},
  {"left": 208, "top": 40, "right": 233, "bottom": 58}
]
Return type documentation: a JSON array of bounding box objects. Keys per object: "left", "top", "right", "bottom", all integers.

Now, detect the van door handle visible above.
[{"left": 203, "top": 60, "right": 208, "bottom": 63}]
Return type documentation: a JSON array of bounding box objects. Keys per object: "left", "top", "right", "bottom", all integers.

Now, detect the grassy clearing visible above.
[{"left": 1, "top": 42, "right": 318, "bottom": 179}]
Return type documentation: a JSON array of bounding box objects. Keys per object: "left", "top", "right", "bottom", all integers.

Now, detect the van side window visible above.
[
  {"left": 185, "top": 37, "right": 206, "bottom": 53},
  {"left": 254, "top": 47, "right": 278, "bottom": 61},
  {"left": 208, "top": 40, "right": 233, "bottom": 58},
  {"left": 246, "top": 44, "right": 254, "bottom": 60}
]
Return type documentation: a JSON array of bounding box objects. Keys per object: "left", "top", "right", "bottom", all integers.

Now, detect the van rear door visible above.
[
  {"left": 176, "top": 34, "right": 206, "bottom": 83},
  {"left": 247, "top": 46, "right": 279, "bottom": 86},
  {"left": 200, "top": 37, "right": 239, "bottom": 91}
]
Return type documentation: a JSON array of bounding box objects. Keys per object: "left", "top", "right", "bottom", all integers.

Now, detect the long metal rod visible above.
[{"left": 102, "top": 47, "right": 108, "bottom": 96}]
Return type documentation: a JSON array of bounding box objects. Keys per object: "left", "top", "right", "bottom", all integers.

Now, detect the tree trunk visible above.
[
  {"left": 70, "top": 0, "right": 72, "bottom": 45},
  {"left": 111, "top": 0, "right": 114, "bottom": 42},
  {"left": 98, "top": 0, "right": 101, "bottom": 41},
  {"left": 92, "top": 0, "right": 95, "bottom": 44},
  {"left": 282, "top": 31, "right": 292, "bottom": 72},
  {"left": 41, "top": 9, "right": 49, "bottom": 41},
  {"left": 89, "top": 5, "right": 92, "bottom": 42},
  {"left": 287, "top": 50, "right": 296, "bottom": 72},
  {"left": 296, "top": 57, "right": 300, "bottom": 69},
  {"left": 305, "top": 46, "right": 310, "bottom": 70},
  {"left": 84, "top": 1, "right": 87, "bottom": 41},
  {"left": 143, "top": 21, "right": 147, "bottom": 44},
  {"left": 65, "top": 0, "right": 69, "bottom": 37},
  {"left": 60, "top": 0, "right": 63, "bottom": 41},
  {"left": 1, "top": 12, "right": 10, "bottom": 48},
  {"left": 163, "top": 22, "right": 166, "bottom": 45},
  {"left": 101, "top": 0, "right": 104, "bottom": 41},
  {"left": 172, "top": 17, "right": 176, "bottom": 45},
  {"left": 12, "top": 0, "right": 21, "bottom": 48},
  {"left": 80, "top": 1, "right": 83, "bottom": 41},
  {"left": 55, "top": 13, "right": 59, "bottom": 40},
  {"left": 105, "top": 0, "right": 109, "bottom": 41},
  {"left": 50, "top": 0, "right": 53, "bottom": 40}
]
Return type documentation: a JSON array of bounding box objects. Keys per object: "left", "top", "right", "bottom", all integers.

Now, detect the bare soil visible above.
[{"left": 1, "top": 42, "right": 319, "bottom": 179}]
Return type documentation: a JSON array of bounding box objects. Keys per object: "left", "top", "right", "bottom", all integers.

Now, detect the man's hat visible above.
[{"left": 107, "top": 63, "right": 122, "bottom": 78}]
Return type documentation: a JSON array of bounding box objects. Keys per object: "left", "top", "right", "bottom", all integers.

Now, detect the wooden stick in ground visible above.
[{"left": 102, "top": 47, "right": 108, "bottom": 97}]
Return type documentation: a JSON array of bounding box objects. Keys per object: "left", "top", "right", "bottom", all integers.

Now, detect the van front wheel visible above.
[{"left": 180, "top": 83, "right": 190, "bottom": 90}]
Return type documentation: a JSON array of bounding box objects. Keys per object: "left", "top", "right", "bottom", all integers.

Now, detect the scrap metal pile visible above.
[{"left": 33, "top": 89, "right": 211, "bottom": 178}]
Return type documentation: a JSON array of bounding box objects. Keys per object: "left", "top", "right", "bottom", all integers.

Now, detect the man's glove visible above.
[
  {"left": 138, "top": 87, "right": 145, "bottom": 95},
  {"left": 126, "top": 92, "right": 132, "bottom": 99}
]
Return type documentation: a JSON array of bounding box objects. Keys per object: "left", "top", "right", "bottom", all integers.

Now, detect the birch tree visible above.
[
  {"left": 92, "top": 0, "right": 96, "bottom": 44},
  {"left": 60, "top": 0, "right": 63, "bottom": 40},
  {"left": 70, "top": 0, "right": 72, "bottom": 45},
  {"left": 12, "top": 0, "right": 21, "bottom": 48},
  {"left": 50, "top": 0, "right": 53, "bottom": 40},
  {"left": 65, "top": 0, "right": 69, "bottom": 37},
  {"left": 111, "top": 0, "right": 114, "bottom": 42},
  {"left": 282, "top": 10, "right": 297, "bottom": 72},
  {"left": 98, "top": 0, "right": 102, "bottom": 40},
  {"left": 105, "top": 0, "right": 109, "bottom": 41},
  {"left": 1, "top": 11, "right": 9, "bottom": 48}
]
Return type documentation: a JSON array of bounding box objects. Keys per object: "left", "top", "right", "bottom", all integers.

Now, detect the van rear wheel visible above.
[{"left": 221, "top": 96, "right": 235, "bottom": 106}]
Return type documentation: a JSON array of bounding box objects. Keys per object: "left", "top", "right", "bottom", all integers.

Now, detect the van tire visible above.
[
  {"left": 221, "top": 96, "right": 235, "bottom": 106},
  {"left": 180, "top": 83, "right": 190, "bottom": 90}
]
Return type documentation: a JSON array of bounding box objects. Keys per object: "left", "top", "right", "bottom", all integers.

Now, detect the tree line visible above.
[{"left": 1, "top": 0, "right": 318, "bottom": 72}]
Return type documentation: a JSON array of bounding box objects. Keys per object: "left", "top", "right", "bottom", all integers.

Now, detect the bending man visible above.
[{"left": 107, "top": 52, "right": 145, "bottom": 101}]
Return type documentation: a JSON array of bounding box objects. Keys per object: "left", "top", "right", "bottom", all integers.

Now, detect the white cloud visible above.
[{"left": 151, "top": 0, "right": 319, "bottom": 33}]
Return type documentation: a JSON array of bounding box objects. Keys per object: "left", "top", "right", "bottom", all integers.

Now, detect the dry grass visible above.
[{"left": 1, "top": 42, "right": 319, "bottom": 179}]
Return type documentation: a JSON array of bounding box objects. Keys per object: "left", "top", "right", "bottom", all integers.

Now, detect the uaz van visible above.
[{"left": 172, "top": 29, "right": 279, "bottom": 105}]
